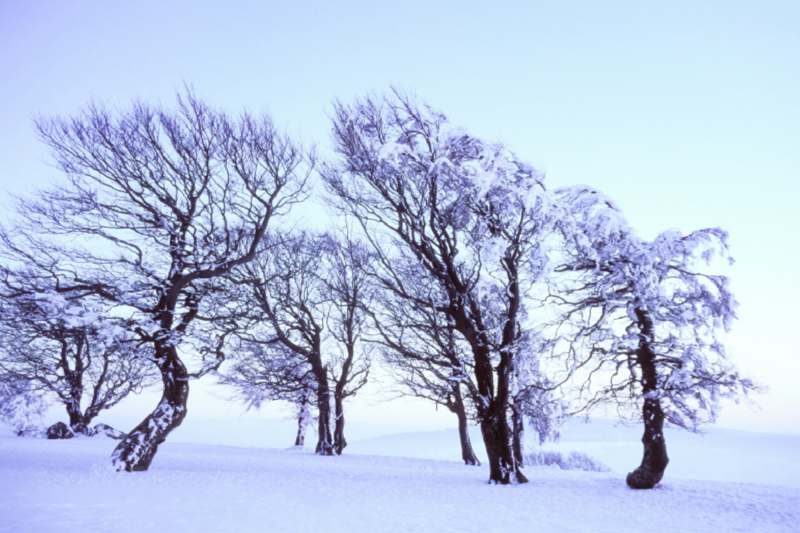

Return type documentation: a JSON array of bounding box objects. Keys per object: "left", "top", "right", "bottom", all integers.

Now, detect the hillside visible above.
[{"left": 1, "top": 422, "right": 797, "bottom": 533}]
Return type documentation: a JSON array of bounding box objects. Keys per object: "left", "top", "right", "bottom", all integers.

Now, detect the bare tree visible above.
[
  {"left": 323, "top": 234, "right": 373, "bottom": 454},
  {"left": 1, "top": 91, "right": 311, "bottom": 470},
  {"left": 225, "top": 232, "right": 370, "bottom": 455},
  {"left": 369, "top": 274, "right": 482, "bottom": 466},
  {"left": 322, "top": 91, "right": 562, "bottom": 484}
]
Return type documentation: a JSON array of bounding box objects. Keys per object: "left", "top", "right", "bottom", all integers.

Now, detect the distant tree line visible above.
[{"left": 0, "top": 89, "right": 756, "bottom": 489}]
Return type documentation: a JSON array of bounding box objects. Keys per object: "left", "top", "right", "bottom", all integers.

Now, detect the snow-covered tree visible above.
[
  {"left": 1, "top": 91, "right": 311, "bottom": 470},
  {"left": 0, "top": 375, "right": 50, "bottom": 437},
  {"left": 0, "top": 288, "right": 155, "bottom": 435},
  {"left": 221, "top": 339, "right": 318, "bottom": 447},
  {"left": 550, "top": 187, "right": 757, "bottom": 488},
  {"left": 224, "top": 232, "right": 370, "bottom": 455},
  {"left": 322, "top": 91, "right": 563, "bottom": 484}
]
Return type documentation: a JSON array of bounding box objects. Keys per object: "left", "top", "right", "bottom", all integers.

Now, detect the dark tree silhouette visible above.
[
  {"left": 1, "top": 91, "right": 311, "bottom": 470},
  {"left": 224, "top": 232, "right": 370, "bottom": 455},
  {"left": 322, "top": 91, "right": 563, "bottom": 484}
]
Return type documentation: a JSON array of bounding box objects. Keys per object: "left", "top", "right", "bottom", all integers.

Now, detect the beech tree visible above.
[
  {"left": 225, "top": 232, "right": 370, "bottom": 455},
  {"left": 550, "top": 188, "right": 757, "bottom": 489},
  {"left": 322, "top": 91, "right": 563, "bottom": 484},
  {"left": 2, "top": 92, "right": 311, "bottom": 470},
  {"left": 0, "top": 287, "right": 154, "bottom": 436}
]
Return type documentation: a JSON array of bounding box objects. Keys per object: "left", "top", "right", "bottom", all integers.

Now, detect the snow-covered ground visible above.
[{"left": 1, "top": 420, "right": 798, "bottom": 533}]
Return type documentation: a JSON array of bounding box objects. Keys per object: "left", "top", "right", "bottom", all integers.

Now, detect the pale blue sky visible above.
[{"left": 1, "top": 0, "right": 798, "bottom": 433}]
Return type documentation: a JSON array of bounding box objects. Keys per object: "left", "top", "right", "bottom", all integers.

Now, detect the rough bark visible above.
[
  {"left": 451, "top": 384, "right": 480, "bottom": 466},
  {"left": 626, "top": 308, "right": 669, "bottom": 489},
  {"left": 111, "top": 348, "right": 189, "bottom": 472},
  {"left": 62, "top": 335, "right": 94, "bottom": 435}
]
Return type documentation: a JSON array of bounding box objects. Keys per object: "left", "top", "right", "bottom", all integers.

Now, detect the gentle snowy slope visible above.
[
  {"left": 0, "top": 428, "right": 797, "bottom": 533},
  {"left": 140, "top": 415, "right": 800, "bottom": 488},
  {"left": 347, "top": 418, "right": 800, "bottom": 488}
]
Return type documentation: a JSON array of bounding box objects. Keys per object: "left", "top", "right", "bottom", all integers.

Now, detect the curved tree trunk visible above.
[
  {"left": 626, "top": 397, "right": 669, "bottom": 489},
  {"left": 111, "top": 349, "right": 189, "bottom": 472},
  {"left": 626, "top": 308, "right": 669, "bottom": 489}
]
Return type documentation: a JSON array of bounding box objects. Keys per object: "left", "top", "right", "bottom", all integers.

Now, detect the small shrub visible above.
[{"left": 524, "top": 450, "right": 610, "bottom": 472}]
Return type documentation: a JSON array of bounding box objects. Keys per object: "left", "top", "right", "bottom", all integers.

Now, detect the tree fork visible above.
[{"left": 481, "top": 411, "right": 527, "bottom": 484}]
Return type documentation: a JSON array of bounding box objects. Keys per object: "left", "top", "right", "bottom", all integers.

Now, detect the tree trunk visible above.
[
  {"left": 333, "top": 393, "right": 346, "bottom": 455},
  {"left": 626, "top": 397, "right": 669, "bottom": 489},
  {"left": 65, "top": 395, "right": 90, "bottom": 435},
  {"left": 511, "top": 402, "right": 524, "bottom": 466},
  {"left": 477, "top": 254, "right": 526, "bottom": 484},
  {"left": 111, "top": 349, "right": 189, "bottom": 472},
  {"left": 460, "top": 321, "right": 524, "bottom": 483},
  {"left": 626, "top": 308, "right": 669, "bottom": 489},
  {"left": 64, "top": 336, "right": 91, "bottom": 435},
  {"left": 451, "top": 384, "right": 480, "bottom": 465},
  {"left": 313, "top": 364, "right": 334, "bottom": 456},
  {"left": 294, "top": 392, "right": 311, "bottom": 447},
  {"left": 480, "top": 406, "right": 527, "bottom": 484}
]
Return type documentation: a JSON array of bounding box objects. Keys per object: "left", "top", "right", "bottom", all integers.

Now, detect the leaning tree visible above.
[
  {"left": 549, "top": 187, "right": 758, "bottom": 488},
  {"left": 322, "top": 91, "right": 564, "bottom": 484},
  {"left": 2, "top": 91, "right": 311, "bottom": 470}
]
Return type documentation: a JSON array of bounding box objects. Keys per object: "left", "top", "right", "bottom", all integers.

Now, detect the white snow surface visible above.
[{"left": 1, "top": 420, "right": 798, "bottom": 533}]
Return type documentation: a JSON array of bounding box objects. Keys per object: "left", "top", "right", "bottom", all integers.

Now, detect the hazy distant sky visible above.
[{"left": 1, "top": 0, "right": 798, "bottom": 434}]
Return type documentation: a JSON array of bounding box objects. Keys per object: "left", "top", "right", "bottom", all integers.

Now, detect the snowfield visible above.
[{"left": 1, "top": 422, "right": 798, "bottom": 533}]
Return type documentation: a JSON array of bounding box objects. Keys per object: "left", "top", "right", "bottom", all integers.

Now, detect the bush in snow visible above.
[{"left": 524, "top": 450, "right": 610, "bottom": 473}]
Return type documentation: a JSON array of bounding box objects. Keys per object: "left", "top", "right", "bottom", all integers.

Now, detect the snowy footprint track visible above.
[{"left": 0, "top": 434, "right": 797, "bottom": 533}]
